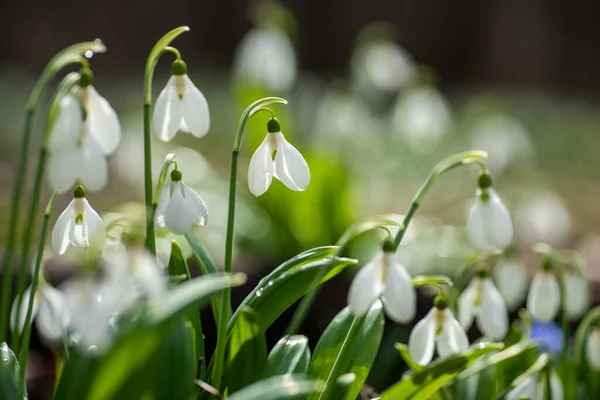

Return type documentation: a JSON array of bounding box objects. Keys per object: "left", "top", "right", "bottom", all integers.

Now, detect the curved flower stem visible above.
[
  {"left": 18, "top": 192, "right": 56, "bottom": 386},
  {"left": 0, "top": 41, "right": 104, "bottom": 343},
  {"left": 11, "top": 73, "right": 82, "bottom": 351},
  {"left": 210, "top": 97, "right": 287, "bottom": 390},
  {"left": 392, "top": 150, "right": 488, "bottom": 251},
  {"left": 142, "top": 26, "right": 190, "bottom": 255},
  {"left": 574, "top": 306, "right": 600, "bottom": 367}
]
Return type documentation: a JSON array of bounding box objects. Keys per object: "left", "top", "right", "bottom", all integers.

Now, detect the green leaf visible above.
[
  {"left": 144, "top": 273, "right": 245, "bottom": 326},
  {"left": 308, "top": 301, "right": 384, "bottom": 400},
  {"left": 381, "top": 342, "right": 504, "bottom": 400},
  {"left": 168, "top": 241, "right": 205, "bottom": 373},
  {"left": 454, "top": 355, "right": 498, "bottom": 400},
  {"left": 227, "top": 374, "right": 323, "bottom": 400},
  {"left": 266, "top": 335, "right": 311, "bottom": 376},
  {"left": 229, "top": 251, "right": 356, "bottom": 333},
  {"left": 0, "top": 343, "right": 24, "bottom": 399},
  {"left": 227, "top": 307, "right": 268, "bottom": 393},
  {"left": 411, "top": 275, "right": 454, "bottom": 288},
  {"left": 492, "top": 352, "right": 550, "bottom": 400},
  {"left": 395, "top": 343, "right": 425, "bottom": 372},
  {"left": 329, "top": 373, "right": 356, "bottom": 399}
]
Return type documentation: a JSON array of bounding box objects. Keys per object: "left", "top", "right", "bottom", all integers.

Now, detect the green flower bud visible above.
[
  {"left": 171, "top": 169, "right": 183, "bottom": 181},
  {"left": 267, "top": 118, "right": 281, "bottom": 133},
  {"left": 382, "top": 237, "right": 395, "bottom": 253},
  {"left": 434, "top": 295, "right": 449, "bottom": 310},
  {"left": 478, "top": 172, "right": 493, "bottom": 189},
  {"left": 476, "top": 268, "right": 489, "bottom": 278},
  {"left": 73, "top": 185, "right": 86, "bottom": 198},
  {"left": 172, "top": 59, "right": 188, "bottom": 76},
  {"left": 79, "top": 67, "right": 95, "bottom": 87}
]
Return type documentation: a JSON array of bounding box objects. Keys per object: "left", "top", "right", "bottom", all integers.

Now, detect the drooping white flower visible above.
[
  {"left": 466, "top": 182, "right": 513, "bottom": 252},
  {"left": 506, "top": 372, "right": 563, "bottom": 400},
  {"left": 492, "top": 259, "right": 529, "bottom": 311},
  {"left": 104, "top": 247, "right": 165, "bottom": 301},
  {"left": 47, "top": 71, "right": 121, "bottom": 194},
  {"left": 347, "top": 244, "right": 416, "bottom": 323},
  {"left": 153, "top": 60, "right": 210, "bottom": 142},
  {"left": 565, "top": 272, "right": 589, "bottom": 320},
  {"left": 52, "top": 185, "right": 105, "bottom": 255},
  {"left": 10, "top": 282, "right": 69, "bottom": 343},
  {"left": 248, "top": 118, "right": 310, "bottom": 197},
  {"left": 155, "top": 169, "right": 208, "bottom": 235},
  {"left": 408, "top": 297, "right": 469, "bottom": 366},
  {"left": 458, "top": 272, "right": 508, "bottom": 340},
  {"left": 526, "top": 268, "right": 560, "bottom": 322},
  {"left": 585, "top": 327, "right": 600, "bottom": 370}
]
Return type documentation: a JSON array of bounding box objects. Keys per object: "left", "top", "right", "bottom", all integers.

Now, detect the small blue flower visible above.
[{"left": 530, "top": 320, "right": 563, "bottom": 355}]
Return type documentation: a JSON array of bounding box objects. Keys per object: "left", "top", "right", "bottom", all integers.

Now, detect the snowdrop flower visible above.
[
  {"left": 565, "top": 272, "right": 589, "bottom": 320},
  {"left": 153, "top": 59, "right": 210, "bottom": 141},
  {"left": 408, "top": 296, "right": 469, "bottom": 366},
  {"left": 47, "top": 68, "right": 121, "bottom": 194},
  {"left": 105, "top": 247, "right": 165, "bottom": 301},
  {"left": 248, "top": 118, "right": 310, "bottom": 197},
  {"left": 155, "top": 169, "right": 208, "bottom": 235},
  {"left": 52, "top": 185, "right": 105, "bottom": 255},
  {"left": 527, "top": 265, "right": 560, "bottom": 322},
  {"left": 492, "top": 259, "right": 529, "bottom": 311},
  {"left": 586, "top": 326, "right": 600, "bottom": 370},
  {"left": 466, "top": 173, "right": 513, "bottom": 252},
  {"left": 458, "top": 269, "right": 508, "bottom": 340},
  {"left": 11, "top": 282, "right": 68, "bottom": 342},
  {"left": 506, "top": 372, "right": 563, "bottom": 400},
  {"left": 347, "top": 240, "right": 416, "bottom": 323}
]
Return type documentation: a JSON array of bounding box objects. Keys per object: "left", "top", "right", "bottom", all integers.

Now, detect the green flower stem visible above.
[
  {"left": 392, "top": 150, "right": 488, "bottom": 251},
  {"left": 211, "top": 97, "right": 287, "bottom": 390},
  {"left": 318, "top": 316, "right": 364, "bottom": 400},
  {"left": 18, "top": 192, "right": 56, "bottom": 386},
  {"left": 11, "top": 73, "right": 82, "bottom": 351},
  {"left": 574, "top": 306, "right": 600, "bottom": 367},
  {"left": 0, "top": 41, "right": 104, "bottom": 343},
  {"left": 142, "top": 26, "right": 190, "bottom": 255}
]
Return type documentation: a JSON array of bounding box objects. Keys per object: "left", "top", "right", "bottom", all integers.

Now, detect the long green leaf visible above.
[
  {"left": 308, "top": 301, "right": 384, "bottom": 400},
  {"left": 381, "top": 343, "right": 503, "bottom": 400},
  {"left": 227, "top": 307, "right": 268, "bottom": 393},
  {"left": 154, "top": 320, "right": 195, "bottom": 400},
  {"left": 0, "top": 343, "right": 23, "bottom": 399},
  {"left": 491, "top": 353, "right": 550, "bottom": 400},
  {"left": 228, "top": 254, "right": 356, "bottom": 333},
  {"left": 266, "top": 335, "right": 311, "bottom": 376},
  {"left": 227, "top": 375, "right": 323, "bottom": 400}
]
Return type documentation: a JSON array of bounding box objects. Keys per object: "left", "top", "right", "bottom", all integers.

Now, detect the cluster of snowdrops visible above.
[{"left": 1, "top": 27, "right": 600, "bottom": 400}]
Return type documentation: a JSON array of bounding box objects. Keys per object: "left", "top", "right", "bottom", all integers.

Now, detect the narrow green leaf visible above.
[
  {"left": 0, "top": 370, "right": 21, "bottom": 400},
  {"left": 227, "top": 375, "right": 323, "bottom": 400},
  {"left": 457, "top": 341, "right": 538, "bottom": 380},
  {"left": 154, "top": 320, "right": 195, "bottom": 400},
  {"left": 229, "top": 255, "right": 356, "bottom": 333},
  {"left": 308, "top": 301, "right": 384, "bottom": 400},
  {"left": 227, "top": 307, "right": 268, "bottom": 393},
  {"left": 266, "top": 335, "right": 311, "bottom": 376},
  {"left": 491, "top": 353, "right": 550, "bottom": 400},
  {"left": 329, "top": 373, "right": 356, "bottom": 399},
  {"left": 381, "top": 343, "right": 504, "bottom": 400},
  {"left": 395, "top": 343, "right": 425, "bottom": 372},
  {"left": 168, "top": 240, "right": 192, "bottom": 279},
  {"left": 145, "top": 273, "right": 245, "bottom": 326},
  {"left": 0, "top": 343, "right": 24, "bottom": 399}
]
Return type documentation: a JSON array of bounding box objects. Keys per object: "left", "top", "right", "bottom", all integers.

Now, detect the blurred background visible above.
[{"left": 2, "top": 0, "right": 600, "bottom": 397}]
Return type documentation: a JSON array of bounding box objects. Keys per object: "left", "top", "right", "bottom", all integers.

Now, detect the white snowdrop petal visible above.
[
  {"left": 527, "top": 271, "right": 560, "bottom": 322},
  {"left": 248, "top": 134, "right": 274, "bottom": 196},
  {"left": 37, "top": 286, "right": 69, "bottom": 342},
  {"left": 538, "top": 373, "right": 564, "bottom": 400},
  {"left": 153, "top": 76, "right": 182, "bottom": 142},
  {"left": 381, "top": 256, "right": 416, "bottom": 323},
  {"left": 52, "top": 199, "right": 76, "bottom": 255},
  {"left": 437, "top": 309, "right": 469, "bottom": 357},
  {"left": 10, "top": 286, "right": 39, "bottom": 333},
  {"left": 565, "top": 273, "right": 589, "bottom": 320},
  {"left": 47, "top": 94, "right": 82, "bottom": 152},
  {"left": 347, "top": 253, "right": 385, "bottom": 317},
  {"left": 482, "top": 189, "right": 513, "bottom": 249},
  {"left": 273, "top": 132, "right": 310, "bottom": 191},
  {"left": 477, "top": 279, "right": 508, "bottom": 340},
  {"left": 183, "top": 182, "right": 208, "bottom": 226},
  {"left": 79, "top": 137, "right": 108, "bottom": 192},
  {"left": 466, "top": 198, "right": 494, "bottom": 252},
  {"left": 154, "top": 186, "right": 171, "bottom": 228},
  {"left": 180, "top": 75, "right": 210, "bottom": 137},
  {"left": 586, "top": 328, "right": 600, "bottom": 370},
  {"left": 408, "top": 309, "right": 437, "bottom": 366},
  {"left": 83, "top": 199, "right": 106, "bottom": 249},
  {"left": 506, "top": 375, "right": 538, "bottom": 400},
  {"left": 47, "top": 148, "right": 82, "bottom": 194},
  {"left": 164, "top": 184, "right": 194, "bottom": 234},
  {"left": 457, "top": 279, "right": 478, "bottom": 330},
  {"left": 493, "top": 260, "right": 529, "bottom": 311},
  {"left": 87, "top": 86, "right": 121, "bottom": 155}
]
